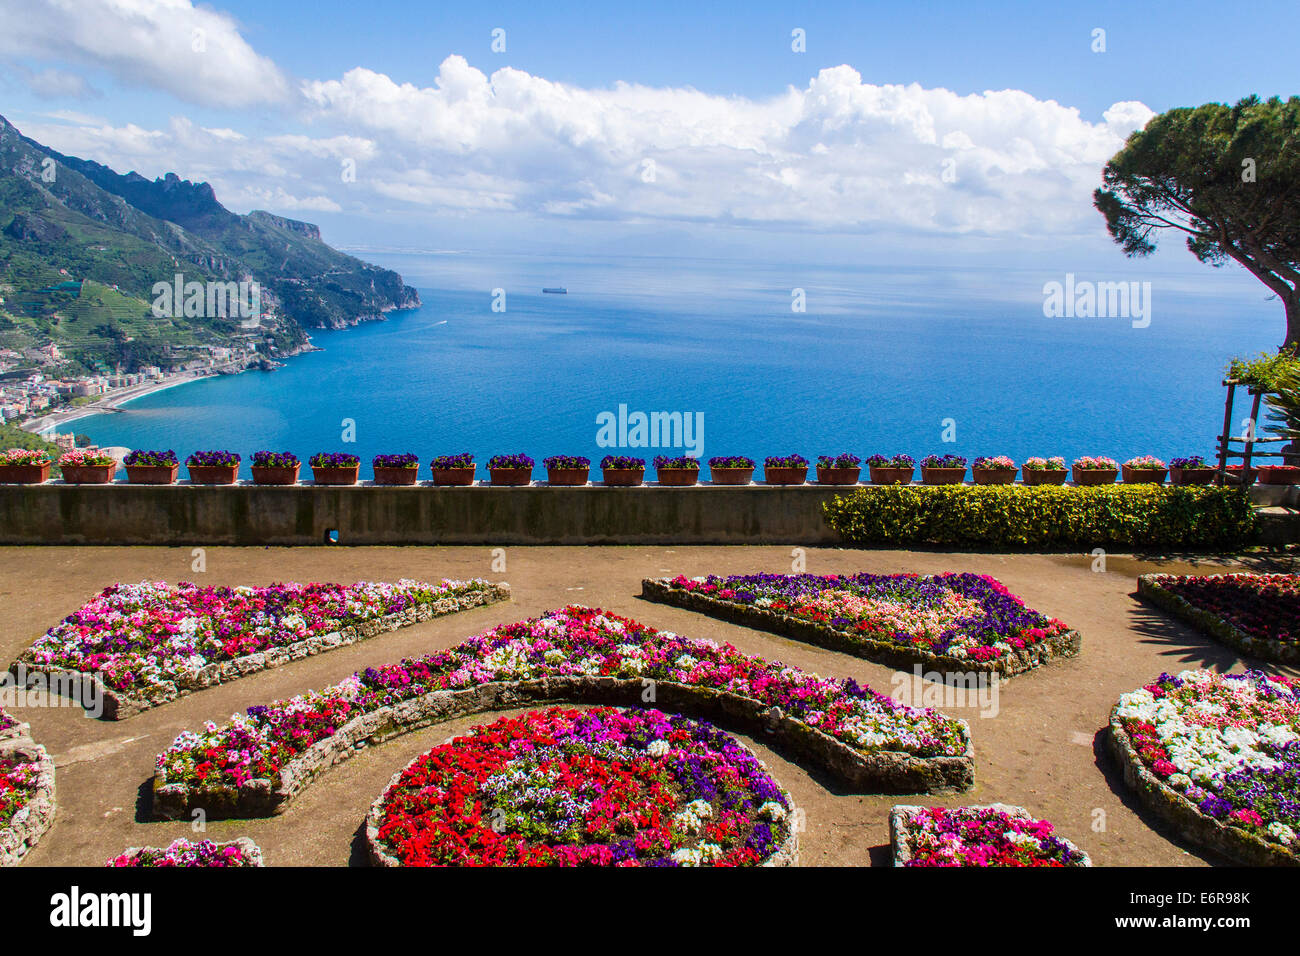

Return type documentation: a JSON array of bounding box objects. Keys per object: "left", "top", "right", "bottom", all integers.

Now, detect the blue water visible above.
[{"left": 68, "top": 254, "right": 1281, "bottom": 480}]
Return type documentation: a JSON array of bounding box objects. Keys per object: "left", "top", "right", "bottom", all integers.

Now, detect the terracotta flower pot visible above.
[
  {"left": 1257, "top": 465, "right": 1300, "bottom": 485},
  {"left": 709, "top": 467, "right": 754, "bottom": 485},
  {"left": 816, "top": 466, "right": 861, "bottom": 486},
  {"left": 764, "top": 466, "right": 808, "bottom": 485},
  {"left": 187, "top": 464, "right": 239, "bottom": 485},
  {"left": 373, "top": 466, "right": 419, "bottom": 486},
  {"left": 921, "top": 466, "right": 966, "bottom": 486},
  {"left": 1121, "top": 465, "right": 1168, "bottom": 485},
  {"left": 311, "top": 464, "right": 360, "bottom": 486},
  {"left": 972, "top": 467, "right": 1017, "bottom": 486},
  {"left": 61, "top": 463, "right": 116, "bottom": 484},
  {"left": 546, "top": 467, "right": 589, "bottom": 486},
  {"left": 869, "top": 466, "right": 914, "bottom": 486},
  {"left": 126, "top": 464, "right": 179, "bottom": 485},
  {"left": 251, "top": 464, "right": 300, "bottom": 486},
  {"left": 489, "top": 467, "right": 532, "bottom": 486},
  {"left": 0, "top": 462, "right": 51, "bottom": 484},
  {"left": 602, "top": 467, "right": 645, "bottom": 487},
  {"left": 1169, "top": 467, "right": 1214, "bottom": 486},
  {"left": 429, "top": 467, "right": 476, "bottom": 486},
  {"left": 657, "top": 469, "right": 699, "bottom": 486},
  {"left": 1072, "top": 468, "right": 1118, "bottom": 486},
  {"left": 1023, "top": 469, "right": 1067, "bottom": 486}
]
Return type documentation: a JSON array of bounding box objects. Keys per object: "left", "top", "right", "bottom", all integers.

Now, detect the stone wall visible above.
[{"left": 0, "top": 720, "right": 56, "bottom": 867}]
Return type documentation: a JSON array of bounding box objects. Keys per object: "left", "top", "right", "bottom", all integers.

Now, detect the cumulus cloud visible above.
[
  {"left": 12, "top": 25, "right": 1155, "bottom": 237},
  {"left": 0, "top": 0, "right": 290, "bottom": 108},
  {"left": 298, "top": 57, "right": 1154, "bottom": 236}
]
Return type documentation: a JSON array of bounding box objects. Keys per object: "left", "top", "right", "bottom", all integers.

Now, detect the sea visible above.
[{"left": 64, "top": 252, "right": 1282, "bottom": 480}]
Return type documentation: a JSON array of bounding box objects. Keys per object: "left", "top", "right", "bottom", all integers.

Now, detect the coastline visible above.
[{"left": 22, "top": 372, "right": 209, "bottom": 435}]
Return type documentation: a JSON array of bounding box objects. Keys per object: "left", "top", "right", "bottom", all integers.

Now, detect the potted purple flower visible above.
[
  {"left": 1121, "top": 456, "right": 1168, "bottom": 485},
  {"left": 309, "top": 452, "right": 361, "bottom": 486},
  {"left": 920, "top": 454, "right": 967, "bottom": 485},
  {"left": 1022, "top": 456, "right": 1068, "bottom": 486},
  {"left": 251, "top": 451, "right": 300, "bottom": 485},
  {"left": 124, "top": 449, "right": 179, "bottom": 485},
  {"left": 373, "top": 453, "right": 419, "bottom": 486},
  {"left": 488, "top": 453, "right": 534, "bottom": 486},
  {"left": 429, "top": 453, "right": 476, "bottom": 486},
  {"left": 972, "top": 456, "right": 1017, "bottom": 485},
  {"left": 816, "top": 454, "right": 861, "bottom": 486},
  {"left": 0, "top": 448, "right": 52, "bottom": 484},
  {"left": 764, "top": 454, "right": 809, "bottom": 486},
  {"left": 543, "top": 455, "right": 591, "bottom": 486},
  {"left": 1169, "top": 455, "right": 1215, "bottom": 486},
  {"left": 867, "top": 454, "right": 915, "bottom": 485},
  {"left": 59, "top": 448, "right": 116, "bottom": 484},
  {"left": 1072, "top": 456, "right": 1119, "bottom": 486},
  {"left": 708, "top": 456, "right": 755, "bottom": 485},
  {"left": 654, "top": 455, "right": 700, "bottom": 486},
  {"left": 186, "top": 450, "right": 240, "bottom": 485},
  {"left": 601, "top": 455, "right": 645, "bottom": 486}
]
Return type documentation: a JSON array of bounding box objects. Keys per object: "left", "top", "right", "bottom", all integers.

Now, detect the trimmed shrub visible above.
[{"left": 822, "top": 484, "right": 1257, "bottom": 549}]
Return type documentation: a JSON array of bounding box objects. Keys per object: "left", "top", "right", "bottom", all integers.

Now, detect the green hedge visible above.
[{"left": 822, "top": 485, "right": 1258, "bottom": 549}]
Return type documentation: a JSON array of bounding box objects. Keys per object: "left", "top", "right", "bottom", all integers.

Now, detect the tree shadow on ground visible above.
[
  {"left": 1088, "top": 727, "right": 1233, "bottom": 867},
  {"left": 1124, "top": 602, "right": 1278, "bottom": 674}
]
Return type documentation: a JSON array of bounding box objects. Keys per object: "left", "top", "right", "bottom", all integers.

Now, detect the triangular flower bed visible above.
[
  {"left": 11, "top": 579, "right": 509, "bottom": 719},
  {"left": 152, "top": 606, "right": 973, "bottom": 821},
  {"left": 641, "top": 573, "right": 1079, "bottom": 678},
  {"left": 1109, "top": 669, "right": 1300, "bottom": 866},
  {"left": 0, "top": 709, "right": 56, "bottom": 868}
]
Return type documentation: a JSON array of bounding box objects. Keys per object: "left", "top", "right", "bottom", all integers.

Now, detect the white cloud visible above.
[
  {"left": 298, "top": 57, "right": 1154, "bottom": 236},
  {"left": 0, "top": 0, "right": 290, "bottom": 108},
  {"left": 10, "top": 16, "right": 1157, "bottom": 239}
]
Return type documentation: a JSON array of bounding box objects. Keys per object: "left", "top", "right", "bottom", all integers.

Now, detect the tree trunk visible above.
[{"left": 1287, "top": 294, "right": 1300, "bottom": 351}]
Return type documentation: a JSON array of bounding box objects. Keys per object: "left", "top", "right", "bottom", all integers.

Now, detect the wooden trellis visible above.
[{"left": 1216, "top": 379, "right": 1289, "bottom": 484}]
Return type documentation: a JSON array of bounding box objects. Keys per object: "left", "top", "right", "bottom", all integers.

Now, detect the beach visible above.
[{"left": 21, "top": 371, "right": 206, "bottom": 436}]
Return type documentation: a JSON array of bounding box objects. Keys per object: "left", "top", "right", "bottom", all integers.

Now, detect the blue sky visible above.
[
  {"left": 0, "top": 0, "right": 1295, "bottom": 278},
  {"left": 209, "top": 0, "right": 1298, "bottom": 118}
]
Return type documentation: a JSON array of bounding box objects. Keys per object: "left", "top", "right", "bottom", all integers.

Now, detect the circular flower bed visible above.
[
  {"left": 17, "top": 578, "right": 508, "bottom": 716},
  {"left": 890, "top": 804, "right": 1090, "bottom": 866},
  {"left": 106, "top": 837, "right": 263, "bottom": 867},
  {"left": 368, "top": 706, "right": 795, "bottom": 866},
  {"left": 1111, "top": 669, "right": 1300, "bottom": 864},
  {"left": 642, "top": 572, "right": 1077, "bottom": 677}
]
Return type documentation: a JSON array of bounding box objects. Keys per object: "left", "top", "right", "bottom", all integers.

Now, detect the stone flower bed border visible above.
[
  {"left": 11, "top": 583, "right": 510, "bottom": 720},
  {"left": 888, "top": 802, "right": 1092, "bottom": 866},
  {"left": 109, "top": 836, "right": 264, "bottom": 867},
  {"left": 1136, "top": 573, "right": 1298, "bottom": 664},
  {"left": 640, "top": 578, "right": 1081, "bottom": 679},
  {"left": 0, "top": 718, "right": 57, "bottom": 867},
  {"left": 363, "top": 710, "right": 801, "bottom": 868},
  {"left": 1107, "top": 705, "right": 1299, "bottom": 866},
  {"left": 153, "top": 676, "right": 974, "bottom": 821}
]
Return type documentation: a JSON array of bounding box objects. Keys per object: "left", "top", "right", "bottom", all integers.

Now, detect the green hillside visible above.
[{"left": 0, "top": 113, "right": 419, "bottom": 375}]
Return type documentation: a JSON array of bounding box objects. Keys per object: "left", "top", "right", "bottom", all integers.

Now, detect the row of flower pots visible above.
[{"left": 3, "top": 449, "right": 1298, "bottom": 486}]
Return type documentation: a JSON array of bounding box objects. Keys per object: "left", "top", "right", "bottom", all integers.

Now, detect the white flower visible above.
[
  {"left": 646, "top": 739, "right": 670, "bottom": 758},
  {"left": 758, "top": 801, "right": 787, "bottom": 822}
]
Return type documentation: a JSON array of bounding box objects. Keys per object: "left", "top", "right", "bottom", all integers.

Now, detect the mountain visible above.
[{"left": 0, "top": 114, "right": 419, "bottom": 375}]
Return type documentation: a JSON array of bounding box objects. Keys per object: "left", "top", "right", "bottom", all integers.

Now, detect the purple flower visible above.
[{"left": 309, "top": 452, "right": 360, "bottom": 468}]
